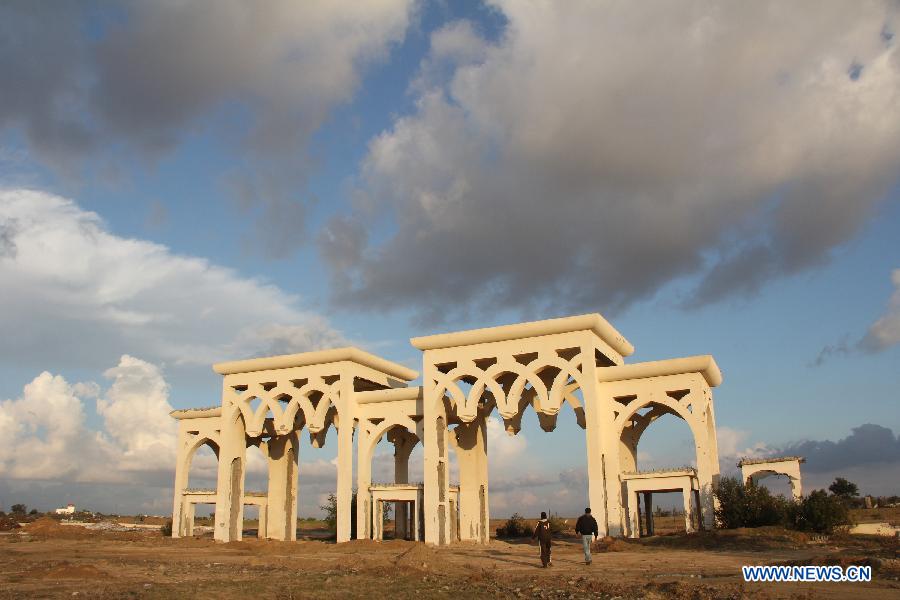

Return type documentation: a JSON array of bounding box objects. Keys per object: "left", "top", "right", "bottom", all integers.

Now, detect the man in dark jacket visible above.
[
  {"left": 574, "top": 507, "right": 599, "bottom": 564},
  {"left": 532, "top": 511, "right": 552, "bottom": 567}
]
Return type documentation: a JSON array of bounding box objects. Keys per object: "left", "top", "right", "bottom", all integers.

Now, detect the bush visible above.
[
  {"left": 828, "top": 477, "right": 859, "bottom": 501},
  {"left": 789, "top": 490, "right": 851, "bottom": 534},
  {"left": 10, "top": 504, "right": 26, "bottom": 515},
  {"left": 548, "top": 513, "right": 567, "bottom": 535},
  {"left": 160, "top": 519, "right": 173, "bottom": 536},
  {"left": 496, "top": 513, "right": 530, "bottom": 538},
  {"left": 318, "top": 491, "right": 359, "bottom": 538},
  {"left": 714, "top": 476, "right": 790, "bottom": 528}
]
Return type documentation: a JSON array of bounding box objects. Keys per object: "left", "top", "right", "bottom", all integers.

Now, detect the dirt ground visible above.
[{"left": 1, "top": 520, "right": 898, "bottom": 599}]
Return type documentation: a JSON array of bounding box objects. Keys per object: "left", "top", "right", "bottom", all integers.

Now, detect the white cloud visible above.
[
  {"left": 0, "top": 355, "right": 175, "bottom": 483},
  {"left": 486, "top": 414, "right": 528, "bottom": 470},
  {"left": 323, "top": 1, "right": 900, "bottom": 322},
  {"left": 861, "top": 268, "right": 900, "bottom": 351},
  {"left": 96, "top": 355, "right": 176, "bottom": 472},
  {"left": 0, "top": 371, "right": 107, "bottom": 481},
  {"left": 716, "top": 425, "right": 771, "bottom": 470},
  {"left": 0, "top": 188, "right": 344, "bottom": 375}
]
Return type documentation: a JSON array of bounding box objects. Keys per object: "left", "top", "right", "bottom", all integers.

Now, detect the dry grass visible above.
[
  {"left": 1, "top": 523, "right": 898, "bottom": 599},
  {"left": 851, "top": 506, "right": 900, "bottom": 526}
]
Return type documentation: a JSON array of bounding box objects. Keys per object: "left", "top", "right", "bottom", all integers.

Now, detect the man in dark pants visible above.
[
  {"left": 574, "top": 507, "right": 599, "bottom": 564},
  {"left": 532, "top": 511, "right": 552, "bottom": 567}
]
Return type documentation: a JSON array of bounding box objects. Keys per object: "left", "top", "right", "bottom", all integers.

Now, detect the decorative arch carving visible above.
[{"left": 430, "top": 350, "right": 589, "bottom": 430}]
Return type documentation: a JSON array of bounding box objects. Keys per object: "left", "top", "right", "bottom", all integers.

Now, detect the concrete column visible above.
[
  {"left": 454, "top": 416, "right": 489, "bottom": 543},
  {"left": 336, "top": 420, "right": 354, "bottom": 543},
  {"left": 356, "top": 427, "right": 374, "bottom": 540},
  {"left": 214, "top": 415, "right": 247, "bottom": 542},
  {"left": 171, "top": 428, "right": 189, "bottom": 538},
  {"left": 636, "top": 492, "right": 643, "bottom": 537},
  {"left": 257, "top": 504, "right": 268, "bottom": 539},
  {"left": 183, "top": 501, "right": 195, "bottom": 537},
  {"left": 389, "top": 428, "right": 416, "bottom": 540},
  {"left": 694, "top": 437, "right": 715, "bottom": 530},
  {"left": 266, "top": 433, "right": 298, "bottom": 541},
  {"left": 790, "top": 478, "right": 802, "bottom": 500},
  {"left": 374, "top": 499, "right": 383, "bottom": 541},
  {"left": 627, "top": 490, "right": 640, "bottom": 538},
  {"left": 585, "top": 352, "right": 622, "bottom": 537},
  {"left": 693, "top": 489, "right": 703, "bottom": 530},
  {"left": 423, "top": 358, "right": 450, "bottom": 545},
  {"left": 682, "top": 487, "right": 694, "bottom": 533}
]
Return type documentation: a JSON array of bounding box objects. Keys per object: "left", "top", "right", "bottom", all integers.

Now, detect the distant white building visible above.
[{"left": 54, "top": 503, "right": 75, "bottom": 515}]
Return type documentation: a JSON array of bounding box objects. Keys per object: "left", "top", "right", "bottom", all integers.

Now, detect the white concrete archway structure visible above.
[
  {"left": 170, "top": 313, "right": 724, "bottom": 545},
  {"left": 739, "top": 456, "right": 805, "bottom": 500}
]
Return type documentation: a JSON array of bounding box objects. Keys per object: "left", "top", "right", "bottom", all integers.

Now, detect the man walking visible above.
[
  {"left": 574, "top": 507, "right": 599, "bottom": 564},
  {"left": 532, "top": 511, "right": 553, "bottom": 567}
]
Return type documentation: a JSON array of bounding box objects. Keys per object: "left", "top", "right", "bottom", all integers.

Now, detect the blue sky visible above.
[{"left": 0, "top": 1, "right": 898, "bottom": 517}]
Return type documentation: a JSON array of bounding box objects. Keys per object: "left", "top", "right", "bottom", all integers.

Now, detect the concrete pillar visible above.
[
  {"left": 257, "top": 504, "right": 268, "bottom": 539},
  {"left": 454, "top": 417, "right": 489, "bottom": 543},
  {"left": 336, "top": 420, "right": 354, "bottom": 543},
  {"left": 171, "top": 429, "right": 189, "bottom": 538},
  {"left": 214, "top": 415, "right": 247, "bottom": 542},
  {"left": 627, "top": 490, "right": 640, "bottom": 538},
  {"left": 790, "top": 478, "right": 802, "bottom": 500},
  {"left": 390, "top": 428, "right": 416, "bottom": 540},
  {"left": 374, "top": 499, "right": 383, "bottom": 541},
  {"left": 694, "top": 437, "right": 715, "bottom": 530},
  {"left": 356, "top": 428, "right": 374, "bottom": 540},
  {"left": 266, "top": 433, "right": 298, "bottom": 541},
  {"left": 585, "top": 352, "right": 622, "bottom": 537},
  {"left": 682, "top": 487, "right": 694, "bottom": 533},
  {"left": 424, "top": 359, "right": 450, "bottom": 545},
  {"left": 183, "top": 501, "right": 195, "bottom": 537},
  {"left": 636, "top": 493, "right": 643, "bottom": 537}
]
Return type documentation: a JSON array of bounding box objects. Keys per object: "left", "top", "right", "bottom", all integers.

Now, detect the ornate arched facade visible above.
[{"left": 170, "top": 313, "right": 725, "bottom": 544}]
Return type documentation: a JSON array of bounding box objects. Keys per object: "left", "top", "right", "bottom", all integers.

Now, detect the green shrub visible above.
[
  {"left": 714, "top": 476, "right": 790, "bottom": 528},
  {"left": 160, "top": 519, "right": 173, "bottom": 536},
  {"left": 495, "top": 513, "right": 529, "bottom": 538},
  {"left": 548, "top": 513, "right": 567, "bottom": 535},
  {"left": 790, "top": 490, "right": 851, "bottom": 534},
  {"left": 318, "top": 491, "right": 359, "bottom": 538}
]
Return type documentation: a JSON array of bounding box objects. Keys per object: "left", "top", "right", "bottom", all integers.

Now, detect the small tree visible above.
[
  {"left": 495, "top": 513, "right": 529, "bottom": 538},
  {"left": 828, "top": 478, "right": 859, "bottom": 503},
  {"left": 548, "top": 512, "right": 566, "bottom": 535},
  {"left": 714, "top": 476, "right": 789, "bottom": 529},
  {"left": 320, "top": 493, "right": 339, "bottom": 530},
  {"left": 10, "top": 504, "right": 26, "bottom": 515},
  {"left": 319, "top": 491, "right": 366, "bottom": 537},
  {"left": 791, "top": 490, "right": 850, "bottom": 534}
]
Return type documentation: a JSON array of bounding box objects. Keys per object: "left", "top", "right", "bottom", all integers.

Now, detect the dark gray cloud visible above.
[
  {"left": 320, "top": 2, "right": 900, "bottom": 323},
  {"left": 0, "top": 217, "right": 17, "bottom": 258},
  {"left": 0, "top": 2, "right": 95, "bottom": 174},
  {"left": 0, "top": 0, "right": 413, "bottom": 257},
  {"left": 779, "top": 424, "right": 900, "bottom": 474}
]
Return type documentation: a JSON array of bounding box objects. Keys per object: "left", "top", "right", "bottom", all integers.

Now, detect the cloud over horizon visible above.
[
  {"left": 322, "top": 1, "right": 900, "bottom": 323},
  {"left": 0, "top": 188, "right": 345, "bottom": 376}
]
